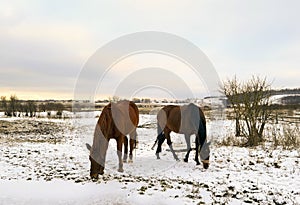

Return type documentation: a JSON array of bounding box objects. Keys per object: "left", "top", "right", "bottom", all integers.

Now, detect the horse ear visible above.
[{"left": 86, "top": 143, "right": 92, "bottom": 151}]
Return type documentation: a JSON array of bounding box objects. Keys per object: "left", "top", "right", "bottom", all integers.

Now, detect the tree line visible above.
[{"left": 0, "top": 95, "right": 64, "bottom": 117}]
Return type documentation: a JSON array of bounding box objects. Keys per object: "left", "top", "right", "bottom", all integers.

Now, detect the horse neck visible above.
[{"left": 90, "top": 123, "right": 109, "bottom": 164}]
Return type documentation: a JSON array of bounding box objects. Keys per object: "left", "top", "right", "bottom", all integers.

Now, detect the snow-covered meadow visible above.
[{"left": 0, "top": 113, "right": 299, "bottom": 204}]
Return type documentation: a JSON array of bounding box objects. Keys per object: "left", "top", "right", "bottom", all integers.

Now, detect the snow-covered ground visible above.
[{"left": 0, "top": 114, "right": 299, "bottom": 204}]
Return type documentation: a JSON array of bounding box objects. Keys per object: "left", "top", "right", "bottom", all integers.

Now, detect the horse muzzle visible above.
[
  {"left": 202, "top": 160, "right": 210, "bottom": 169},
  {"left": 90, "top": 173, "right": 99, "bottom": 180},
  {"left": 90, "top": 169, "right": 104, "bottom": 180}
]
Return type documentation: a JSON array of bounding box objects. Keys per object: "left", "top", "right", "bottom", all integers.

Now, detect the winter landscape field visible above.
[
  {"left": 2, "top": 1, "right": 300, "bottom": 205},
  {"left": 0, "top": 111, "right": 299, "bottom": 205}
]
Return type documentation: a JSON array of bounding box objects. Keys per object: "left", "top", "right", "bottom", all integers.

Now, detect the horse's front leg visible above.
[
  {"left": 194, "top": 134, "right": 200, "bottom": 165},
  {"left": 184, "top": 134, "right": 192, "bottom": 162},
  {"left": 117, "top": 136, "right": 124, "bottom": 172},
  {"left": 123, "top": 136, "right": 128, "bottom": 163}
]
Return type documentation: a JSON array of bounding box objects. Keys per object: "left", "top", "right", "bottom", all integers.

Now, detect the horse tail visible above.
[
  {"left": 151, "top": 121, "right": 164, "bottom": 150},
  {"left": 198, "top": 112, "right": 207, "bottom": 145},
  {"left": 199, "top": 119, "right": 206, "bottom": 141}
]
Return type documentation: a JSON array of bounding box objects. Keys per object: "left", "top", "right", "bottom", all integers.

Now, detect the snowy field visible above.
[{"left": 0, "top": 114, "right": 299, "bottom": 205}]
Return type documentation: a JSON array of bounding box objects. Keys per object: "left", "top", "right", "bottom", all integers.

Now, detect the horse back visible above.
[
  {"left": 96, "top": 100, "right": 139, "bottom": 139},
  {"left": 180, "top": 104, "right": 202, "bottom": 134},
  {"left": 158, "top": 103, "right": 206, "bottom": 135},
  {"left": 112, "top": 100, "right": 139, "bottom": 135},
  {"left": 157, "top": 105, "right": 181, "bottom": 133}
]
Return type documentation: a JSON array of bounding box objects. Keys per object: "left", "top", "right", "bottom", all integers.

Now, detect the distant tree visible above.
[
  {"left": 8, "top": 95, "right": 19, "bottom": 117},
  {"left": 54, "top": 103, "right": 64, "bottom": 116},
  {"left": 222, "top": 75, "right": 273, "bottom": 146},
  {"left": 39, "top": 103, "right": 46, "bottom": 112},
  {"left": 22, "top": 103, "right": 29, "bottom": 117},
  {"left": 18, "top": 103, "right": 24, "bottom": 117},
  {"left": 1, "top": 96, "right": 8, "bottom": 115},
  {"left": 162, "top": 99, "right": 168, "bottom": 103},
  {"left": 45, "top": 102, "right": 55, "bottom": 111},
  {"left": 132, "top": 98, "right": 141, "bottom": 103},
  {"left": 43, "top": 102, "right": 64, "bottom": 117},
  {"left": 142, "top": 98, "right": 151, "bottom": 103},
  {"left": 26, "top": 101, "right": 37, "bottom": 117},
  {"left": 108, "top": 96, "right": 122, "bottom": 102},
  {"left": 281, "top": 96, "right": 300, "bottom": 105}
]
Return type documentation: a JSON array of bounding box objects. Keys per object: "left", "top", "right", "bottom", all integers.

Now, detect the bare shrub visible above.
[
  {"left": 221, "top": 75, "right": 273, "bottom": 146},
  {"left": 281, "top": 123, "right": 300, "bottom": 149},
  {"left": 269, "top": 123, "right": 300, "bottom": 150}
]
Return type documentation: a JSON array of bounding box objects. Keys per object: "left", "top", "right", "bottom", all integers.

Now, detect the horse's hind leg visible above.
[
  {"left": 128, "top": 130, "right": 137, "bottom": 162},
  {"left": 155, "top": 132, "right": 165, "bottom": 159},
  {"left": 123, "top": 136, "right": 128, "bottom": 163},
  {"left": 184, "top": 134, "right": 192, "bottom": 162},
  {"left": 165, "top": 131, "right": 179, "bottom": 161},
  {"left": 117, "top": 136, "right": 124, "bottom": 172}
]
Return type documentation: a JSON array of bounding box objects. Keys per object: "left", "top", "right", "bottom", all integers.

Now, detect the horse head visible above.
[
  {"left": 89, "top": 155, "right": 104, "bottom": 180},
  {"left": 86, "top": 143, "right": 105, "bottom": 180},
  {"left": 200, "top": 141, "right": 211, "bottom": 169}
]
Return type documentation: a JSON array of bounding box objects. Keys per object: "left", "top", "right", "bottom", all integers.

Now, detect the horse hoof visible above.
[
  {"left": 118, "top": 168, "right": 124, "bottom": 173},
  {"left": 196, "top": 162, "right": 200, "bottom": 166},
  {"left": 156, "top": 153, "right": 160, "bottom": 159},
  {"left": 123, "top": 159, "right": 127, "bottom": 163},
  {"left": 128, "top": 159, "right": 133, "bottom": 163},
  {"left": 175, "top": 158, "right": 180, "bottom": 162},
  {"left": 184, "top": 158, "right": 188, "bottom": 163}
]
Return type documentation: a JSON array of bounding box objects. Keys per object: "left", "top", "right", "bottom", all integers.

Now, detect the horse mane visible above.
[{"left": 99, "top": 103, "right": 113, "bottom": 137}]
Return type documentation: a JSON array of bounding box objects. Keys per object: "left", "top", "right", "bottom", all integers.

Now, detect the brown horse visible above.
[
  {"left": 153, "top": 103, "right": 210, "bottom": 169},
  {"left": 86, "top": 100, "right": 139, "bottom": 179}
]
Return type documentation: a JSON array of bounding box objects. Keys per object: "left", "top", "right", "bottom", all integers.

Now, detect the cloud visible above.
[
  {"left": 94, "top": 53, "right": 210, "bottom": 99},
  {"left": 0, "top": 12, "right": 95, "bottom": 99},
  {"left": 0, "top": 0, "right": 299, "bottom": 99}
]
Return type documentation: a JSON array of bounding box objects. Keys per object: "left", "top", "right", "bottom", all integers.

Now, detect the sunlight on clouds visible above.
[
  {"left": 0, "top": 87, "right": 73, "bottom": 100},
  {"left": 5, "top": 23, "right": 94, "bottom": 60},
  {"left": 0, "top": 5, "right": 14, "bottom": 18},
  {"left": 96, "top": 53, "right": 209, "bottom": 99}
]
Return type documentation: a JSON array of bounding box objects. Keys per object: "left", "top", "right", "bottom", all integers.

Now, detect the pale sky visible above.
[{"left": 0, "top": 0, "right": 299, "bottom": 100}]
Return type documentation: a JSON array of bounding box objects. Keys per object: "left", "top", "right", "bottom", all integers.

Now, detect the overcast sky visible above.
[{"left": 0, "top": 0, "right": 299, "bottom": 100}]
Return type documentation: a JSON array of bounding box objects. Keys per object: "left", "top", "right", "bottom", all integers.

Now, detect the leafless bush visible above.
[
  {"left": 281, "top": 123, "right": 300, "bottom": 149},
  {"left": 269, "top": 123, "right": 300, "bottom": 150},
  {"left": 221, "top": 75, "right": 273, "bottom": 146}
]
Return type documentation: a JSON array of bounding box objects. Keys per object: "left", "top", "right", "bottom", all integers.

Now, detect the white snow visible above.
[{"left": 0, "top": 114, "right": 299, "bottom": 204}]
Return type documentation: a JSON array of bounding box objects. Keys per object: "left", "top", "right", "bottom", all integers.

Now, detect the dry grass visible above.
[
  {"left": 267, "top": 122, "right": 300, "bottom": 150},
  {"left": 217, "top": 121, "right": 299, "bottom": 150},
  {"left": 216, "top": 133, "right": 247, "bottom": 147}
]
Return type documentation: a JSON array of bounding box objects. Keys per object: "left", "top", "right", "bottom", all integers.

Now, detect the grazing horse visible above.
[
  {"left": 86, "top": 100, "right": 139, "bottom": 179},
  {"left": 154, "top": 103, "right": 210, "bottom": 169}
]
